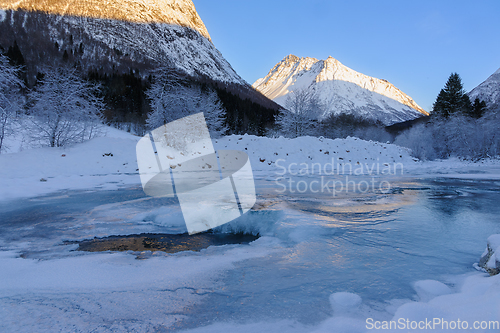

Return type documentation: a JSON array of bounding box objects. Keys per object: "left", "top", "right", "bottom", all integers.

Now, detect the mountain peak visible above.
[
  {"left": 0, "top": 0, "right": 211, "bottom": 41},
  {"left": 253, "top": 55, "right": 428, "bottom": 125},
  {"left": 283, "top": 54, "right": 300, "bottom": 62},
  {"left": 282, "top": 54, "right": 319, "bottom": 63}
]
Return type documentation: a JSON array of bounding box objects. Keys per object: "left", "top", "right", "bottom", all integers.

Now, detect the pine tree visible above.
[
  {"left": 432, "top": 73, "right": 472, "bottom": 118},
  {"left": 471, "top": 98, "right": 487, "bottom": 119}
]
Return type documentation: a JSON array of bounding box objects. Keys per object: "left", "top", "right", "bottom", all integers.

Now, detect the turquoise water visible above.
[{"left": 0, "top": 176, "right": 499, "bottom": 329}]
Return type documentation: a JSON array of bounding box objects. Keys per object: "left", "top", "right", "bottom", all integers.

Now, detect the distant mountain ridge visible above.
[
  {"left": 253, "top": 55, "right": 429, "bottom": 125},
  {"left": 468, "top": 68, "right": 500, "bottom": 109}
]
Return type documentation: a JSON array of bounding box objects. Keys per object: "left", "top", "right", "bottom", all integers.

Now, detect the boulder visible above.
[{"left": 478, "top": 234, "right": 500, "bottom": 275}]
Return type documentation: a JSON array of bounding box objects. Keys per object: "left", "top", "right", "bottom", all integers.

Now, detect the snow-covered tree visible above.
[
  {"left": 146, "top": 70, "right": 190, "bottom": 127},
  {"left": 394, "top": 110, "right": 500, "bottom": 161},
  {"left": 146, "top": 69, "right": 227, "bottom": 137},
  {"left": 393, "top": 123, "right": 435, "bottom": 160},
  {"left": 28, "top": 67, "right": 104, "bottom": 147},
  {"left": 192, "top": 87, "right": 227, "bottom": 138},
  {"left": 480, "top": 108, "right": 500, "bottom": 157},
  {"left": 275, "top": 88, "right": 322, "bottom": 138},
  {"left": 0, "top": 55, "right": 24, "bottom": 152},
  {"left": 399, "top": 72, "right": 500, "bottom": 160}
]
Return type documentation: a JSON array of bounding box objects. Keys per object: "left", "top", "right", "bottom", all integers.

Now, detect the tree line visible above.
[
  {"left": 269, "top": 88, "right": 390, "bottom": 143},
  {"left": 394, "top": 73, "right": 497, "bottom": 160},
  {"left": 0, "top": 43, "right": 281, "bottom": 152},
  {"left": 0, "top": 55, "right": 105, "bottom": 151}
]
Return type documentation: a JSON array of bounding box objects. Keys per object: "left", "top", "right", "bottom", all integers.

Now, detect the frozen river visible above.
[{"left": 1, "top": 174, "right": 499, "bottom": 331}]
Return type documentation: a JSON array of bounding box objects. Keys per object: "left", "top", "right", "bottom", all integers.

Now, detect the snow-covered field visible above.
[
  {"left": 1, "top": 127, "right": 500, "bottom": 332},
  {"left": 2, "top": 126, "right": 499, "bottom": 201}
]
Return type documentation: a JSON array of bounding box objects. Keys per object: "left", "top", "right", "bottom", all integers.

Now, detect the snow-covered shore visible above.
[{"left": 1, "top": 127, "right": 500, "bottom": 201}]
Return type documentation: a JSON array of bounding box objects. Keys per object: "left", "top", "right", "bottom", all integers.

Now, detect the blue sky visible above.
[{"left": 195, "top": 0, "right": 500, "bottom": 111}]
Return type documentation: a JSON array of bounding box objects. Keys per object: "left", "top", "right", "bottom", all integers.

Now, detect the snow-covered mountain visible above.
[
  {"left": 0, "top": 0, "right": 211, "bottom": 40},
  {"left": 468, "top": 68, "right": 500, "bottom": 108},
  {"left": 0, "top": 0, "right": 244, "bottom": 85},
  {"left": 253, "top": 55, "right": 429, "bottom": 125}
]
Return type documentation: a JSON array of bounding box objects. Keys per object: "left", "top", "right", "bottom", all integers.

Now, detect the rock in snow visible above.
[{"left": 479, "top": 234, "right": 500, "bottom": 275}]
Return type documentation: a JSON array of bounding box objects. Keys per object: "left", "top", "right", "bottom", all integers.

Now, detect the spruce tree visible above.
[
  {"left": 432, "top": 73, "right": 472, "bottom": 118},
  {"left": 471, "top": 98, "right": 487, "bottom": 118}
]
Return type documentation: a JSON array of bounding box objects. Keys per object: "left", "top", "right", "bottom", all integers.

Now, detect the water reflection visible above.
[{"left": 178, "top": 175, "right": 500, "bottom": 328}]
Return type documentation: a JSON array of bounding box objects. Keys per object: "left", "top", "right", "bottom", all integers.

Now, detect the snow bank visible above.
[
  {"left": 412, "top": 280, "right": 452, "bottom": 302},
  {"left": 388, "top": 273, "right": 500, "bottom": 332},
  {"left": 1, "top": 126, "right": 499, "bottom": 202},
  {"left": 0, "top": 129, "right": 417, "bottom": 201},
  {"left": 0, "top": 128, "right": 141, "bottom": 201},
  {"left": 215, "top": 135, "right": 416, "bottom": 173}
]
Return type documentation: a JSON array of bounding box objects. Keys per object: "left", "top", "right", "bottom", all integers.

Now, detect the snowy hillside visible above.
[
  {"left": 253, "top": 55, "right": 429, "bottom": 125},
  {"left": 469, "top": 68, "right": 500, "bottom": 108},
  {"left": 0, "top": 2, "right": 245, "bottom": 84}
]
